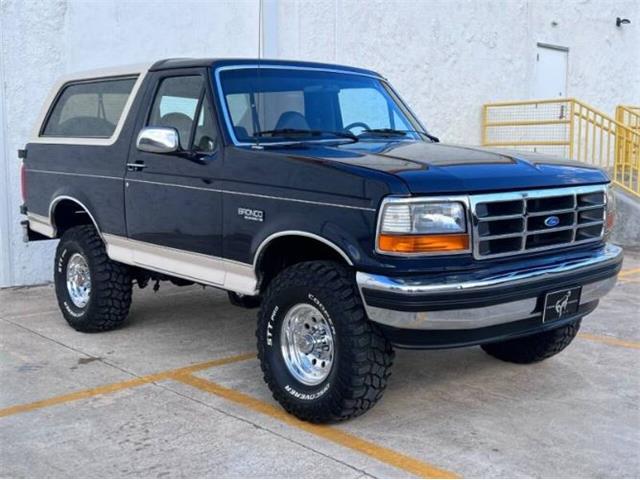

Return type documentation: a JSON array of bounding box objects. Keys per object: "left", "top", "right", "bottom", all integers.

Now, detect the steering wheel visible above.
[{"left": 343, "top": 121, "right": 371, "bottom": 134}]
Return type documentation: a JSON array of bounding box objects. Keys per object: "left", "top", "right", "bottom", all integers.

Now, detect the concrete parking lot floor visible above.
[{"left": 1, "top": 252, "right": 639, "bottom": 478}]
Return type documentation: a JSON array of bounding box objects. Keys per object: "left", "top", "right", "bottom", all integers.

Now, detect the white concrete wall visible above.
[
  {"left": 274, "top": 0, "right": 639, "bottom": 143},
  {"left": 0, "top": 0, "right": 259, "bottom": 287},
  {"left": 1, "top": 0, "right": 638, "bottom": 287}
]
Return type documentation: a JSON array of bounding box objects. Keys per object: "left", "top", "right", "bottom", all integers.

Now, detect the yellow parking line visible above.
[
  {"left": 618, "top": 277, "right": 640, "bottom": 284},
  {"left": 2, "top": 350, "right": 458, "bottom": 478},
  {"left": 618, "top": 267, "right": 640, "bottom": 278},
  {"left": 0, "top": 352, "right": 255, "bottom": 419},
  {"left": 170, "top": 352, "right": 255, "bottom": 375},
  {"left": 174, "top": 372, "right": 459, "bottom": 479},
  {"left": 578, "top": 333, "right": 640, "bottom": 350},
  {"left": 0, "top": 375, "right": 159, "bottom": 418}
]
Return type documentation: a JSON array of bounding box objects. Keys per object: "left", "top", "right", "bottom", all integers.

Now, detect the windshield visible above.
[{"left": 216, "top": 67, "right": 427, "bottom": 144}]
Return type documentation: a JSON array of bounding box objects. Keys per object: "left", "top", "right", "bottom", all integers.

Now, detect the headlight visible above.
[
  {"left": 377, "top": 199, "right": 470, "bottom": 254},
  {"left": 605, "top": 185, "right": 616, "bottom": 238}
]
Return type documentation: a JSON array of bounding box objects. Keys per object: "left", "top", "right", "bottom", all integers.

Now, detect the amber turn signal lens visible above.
[
  {"left": 378, "top": 233, "right": 470, "bottom": 253},
  {"left": 606, "top": 208, "right": 615, "bottom": 232}
]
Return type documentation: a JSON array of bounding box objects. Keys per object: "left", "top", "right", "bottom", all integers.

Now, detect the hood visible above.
[{"left": 274, "top": 141, "right": 609, "bottom": 194}]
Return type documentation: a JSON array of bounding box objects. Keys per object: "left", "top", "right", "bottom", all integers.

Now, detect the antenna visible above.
[
  {"left": 258, "top": 0, "right": 263, "bottom": 58},
  {"left": 254, "top": 0, "right": 263, "bottom": 148}
]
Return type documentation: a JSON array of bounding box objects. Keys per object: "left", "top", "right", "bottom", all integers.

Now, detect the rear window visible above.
[{"left": 42, "top": 77, "right": 137, "bottom": 138}]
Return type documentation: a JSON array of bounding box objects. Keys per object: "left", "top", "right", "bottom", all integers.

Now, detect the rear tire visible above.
[
  {"left": 257, "top": 261, "right": 394, "bottom": 423},
  {"left": 54, "top": 225, "right": 132, "bottom": 332},
  {"left": 481, "top": 319, "right": 581, "bottom": 364}
]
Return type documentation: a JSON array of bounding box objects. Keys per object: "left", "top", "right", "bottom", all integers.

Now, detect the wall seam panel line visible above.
[{"left": 0, "top": 9, "right": 14, "bottom": 287}]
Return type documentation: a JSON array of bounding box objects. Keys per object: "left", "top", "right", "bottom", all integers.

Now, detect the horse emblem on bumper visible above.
[{"left": 554, "top": 290, "right": 572, "bottom": 316}]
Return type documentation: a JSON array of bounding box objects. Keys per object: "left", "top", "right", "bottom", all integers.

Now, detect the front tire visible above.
[
  {"left": 481, "top": 319, "right": 581, "bottom": 364},
  {"left": 257, "top": 261, "right": 394, "bottom": 423},
  {"left": 54, "top": 225, "right": 132, "bottom": 332}
]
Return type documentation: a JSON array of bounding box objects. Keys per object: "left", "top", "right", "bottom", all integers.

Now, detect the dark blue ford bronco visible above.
[{"left": 21, "top": 58, "right": 622, "bottom": 422}]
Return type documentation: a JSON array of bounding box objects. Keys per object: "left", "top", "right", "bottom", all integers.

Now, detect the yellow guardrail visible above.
[
  {"left": 482, "top": 98, "right": 640, "bottom": 197},
  {"left": 617, "top": 105, "right": 640, "bottom": 130}
]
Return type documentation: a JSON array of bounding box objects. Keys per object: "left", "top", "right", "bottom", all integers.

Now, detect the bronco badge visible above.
[{"left": 238, "top": 207, "right": 264, "bottom": 222}]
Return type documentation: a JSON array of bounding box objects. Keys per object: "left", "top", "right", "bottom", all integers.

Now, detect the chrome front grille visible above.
[{"left": 470, "top": 185, "right": 607, "bottom": 259}]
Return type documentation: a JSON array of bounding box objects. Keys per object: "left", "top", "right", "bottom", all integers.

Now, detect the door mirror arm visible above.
[{"left": 180, "top": 150, "right": 218, "bottom": 165}]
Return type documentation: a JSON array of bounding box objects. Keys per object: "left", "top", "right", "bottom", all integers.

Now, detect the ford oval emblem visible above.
[{"left": 544, "top": 215, "right": 560, "bottom": 227}]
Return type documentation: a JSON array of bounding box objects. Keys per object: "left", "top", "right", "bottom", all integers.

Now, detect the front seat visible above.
[
  {"left": 274, "top": 111, "right": 310, "bottom": 131},
  {"left": 159, "top": 112, "right": 194, "bottom": 148}
]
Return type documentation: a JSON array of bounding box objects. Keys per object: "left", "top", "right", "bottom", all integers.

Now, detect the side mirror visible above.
[{"left": 136, "top": 127, "right": 179, "bottom": 154}]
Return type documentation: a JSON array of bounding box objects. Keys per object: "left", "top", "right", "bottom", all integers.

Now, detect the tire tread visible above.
[
  {"left": 257, "top": 261, "right": 394, "bottom": 423},
  {"left": 481, "top": 320, "right": 581, "bottom": 364},
  {"left": 55, "top": 225, "right": 131, "bottom": 332}
]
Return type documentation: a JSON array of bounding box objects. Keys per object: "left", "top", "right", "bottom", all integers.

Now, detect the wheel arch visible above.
[
  {"left": 49, "top": 195, "right": 102, "bottom": 239},
  {"left": 253, "top": 231, "right": 354, "bottom": 292}
]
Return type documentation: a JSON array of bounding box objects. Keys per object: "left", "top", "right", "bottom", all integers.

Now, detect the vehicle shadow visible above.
[{"left": 125, "top": 284, "right": 587, "bottom": 410}]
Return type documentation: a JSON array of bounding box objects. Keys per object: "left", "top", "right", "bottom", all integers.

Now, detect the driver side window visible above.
[
  {"left": 339, "top": 88, "right": 389, "bottom": 131},
  {"left": 147, "top": 76, "right": 203, "bottom": 150},
  {"left": 338, "top": 87, "right": 412, "bottom": 133}
]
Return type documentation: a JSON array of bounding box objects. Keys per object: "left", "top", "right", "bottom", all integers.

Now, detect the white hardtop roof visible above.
[{"left": 54, "top": 62, "right": 153, "bottom": 83}]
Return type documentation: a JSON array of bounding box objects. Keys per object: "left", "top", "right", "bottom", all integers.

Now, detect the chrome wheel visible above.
[
  {"left": 66, "top": 253, "right": 91, "bottom": 308},
  {"left": 280, "top": 303, "right": 335, "bottom": 386}
]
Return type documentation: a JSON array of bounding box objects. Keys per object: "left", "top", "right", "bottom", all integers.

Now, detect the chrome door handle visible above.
[{"left": 126, "top": 162, "right": 147, "bottom": 172}]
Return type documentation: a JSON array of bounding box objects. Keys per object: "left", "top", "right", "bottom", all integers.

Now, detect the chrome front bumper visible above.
[{"left": 357, "top": 244, "right": 623, "bottom": 331}]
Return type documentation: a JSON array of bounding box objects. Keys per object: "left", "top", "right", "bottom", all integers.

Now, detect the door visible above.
[
  {"left": 124, "top": 69, "right": 224, "bottom": 284},
  {"left": 533, "top": 44, "right": 568, "bottom": 98}
]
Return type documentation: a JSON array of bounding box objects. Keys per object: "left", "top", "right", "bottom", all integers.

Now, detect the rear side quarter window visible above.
[{"left": 42, "top": 77, "right": 137, "bottom": 138}]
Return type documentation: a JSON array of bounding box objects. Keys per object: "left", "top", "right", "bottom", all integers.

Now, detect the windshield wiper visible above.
[
  {"left": 361, "top": 128, "right": 439, "bottom": 142},
  {"left": 255, "top": 128, "right": 358, "bottom": 142}
]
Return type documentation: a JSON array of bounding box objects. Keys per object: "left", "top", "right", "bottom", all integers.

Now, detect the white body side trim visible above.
[
  {"left": 26, "top": 212, "right": 55, "bottom": 238},
  {"left": 28, "top": 203, "right": 258, "bottom": 292},
  {"left": 29, "top": 63, "right": 152, "bottom": 146},
  {"left": 28, "top": 197, "right": 355, "bottom": 296},
  {"left": 103, "top": 234, "right": 258, "bottom": 295}
]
